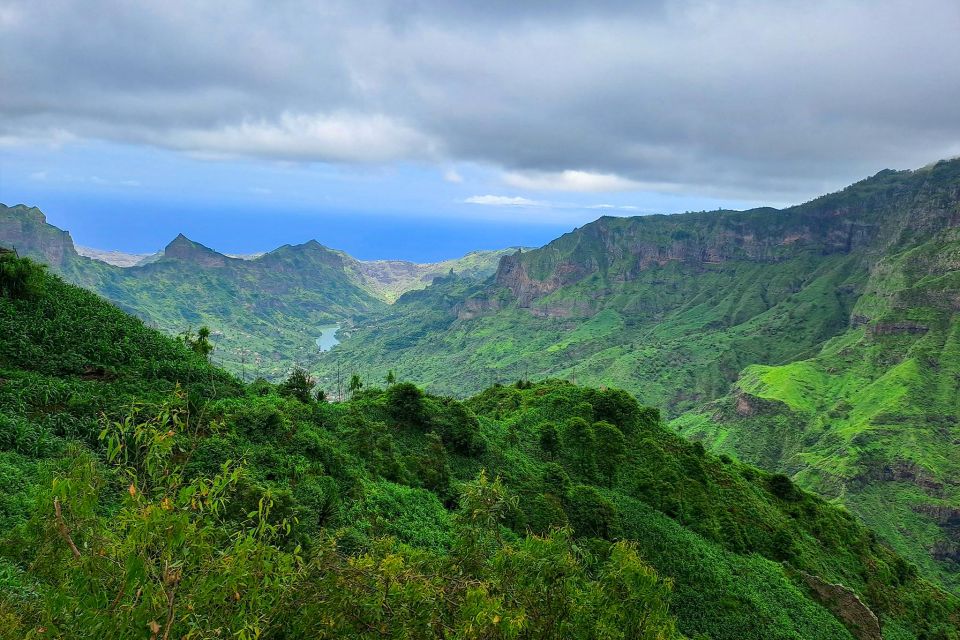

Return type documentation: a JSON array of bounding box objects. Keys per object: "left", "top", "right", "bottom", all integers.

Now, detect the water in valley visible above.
[{"left": 315, "top": 325, "right": 340, "bottom": 352}]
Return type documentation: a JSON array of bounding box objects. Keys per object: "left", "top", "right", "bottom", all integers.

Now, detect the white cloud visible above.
[
  {"left": 29, "top": 170, "right": 47, "bottom": 181},
  {"left": 443, "top": 168, "right": 463, "bottom": 183},
  {"left": 464, "top": 195, "right": 546, "bottom": 207},
  {"left": 162, "top": 112, "right": 438, "bottom": 164},
  {"left": 587, "top": 203, "right": 639, "bottom": 211},
  {"left": 503, "top": 170, "right": 643, "bottom": 192}
]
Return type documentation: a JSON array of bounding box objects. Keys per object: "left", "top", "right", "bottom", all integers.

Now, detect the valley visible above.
[{"left": 2, "top": 159, "right": 959, "bottom": 633}]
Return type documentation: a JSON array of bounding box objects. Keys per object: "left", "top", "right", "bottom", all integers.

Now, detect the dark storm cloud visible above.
[{"left": 2, "top": 0, "right": 959, "bottom": 200}]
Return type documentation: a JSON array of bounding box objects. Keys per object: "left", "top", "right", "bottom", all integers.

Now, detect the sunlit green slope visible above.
[
  {"left": 2, "top": 255, "right": 957, "bottom": 638},
  {"left": 676, "top": 222, "right": 960, "bottom": 591}
]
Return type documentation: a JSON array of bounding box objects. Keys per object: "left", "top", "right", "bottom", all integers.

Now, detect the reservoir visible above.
[{"left": 315, "top": 325, "right": 340, "bottom": 352}]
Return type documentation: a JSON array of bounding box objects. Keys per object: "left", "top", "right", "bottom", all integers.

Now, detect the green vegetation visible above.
[
  {"left": 1, "top": 255, "right": 958, "bottom": 638},
  {"left": 0, "top": 205, "right": 512, "bottom": 380},
  {"left": 677, "top": 218, "right": 960, "bottom": 591},
  {"left": 316, "top": 159, "right": 960, "bottom": 591}
]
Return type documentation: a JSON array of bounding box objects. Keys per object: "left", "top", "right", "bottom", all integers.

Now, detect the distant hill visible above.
[{"left": 0, "top": 204, "right": 515, "bottom": 378}]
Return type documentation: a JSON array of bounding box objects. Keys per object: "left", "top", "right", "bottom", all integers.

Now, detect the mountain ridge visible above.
[{"left": 312, "top": 159, "right": 960, "bottom": 591}]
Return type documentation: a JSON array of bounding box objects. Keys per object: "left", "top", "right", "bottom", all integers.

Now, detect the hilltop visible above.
[
  {"left": 317, "top": 159, "right": 960, "bottom": 591},
  {"left": 0, "top": 204, "right": 513, "bottom": 377},
  {"left": 0, "top": 254, "right": 957, "bottom": 638}
]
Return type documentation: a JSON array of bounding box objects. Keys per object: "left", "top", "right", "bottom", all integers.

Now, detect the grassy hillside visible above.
[
  {"left": 0, "top": 205, "right": 511, "bottom": 380},
  {"left": 676, "top": 222, "right": 960, "bottom": 592},
  {"left": 2, "top": 255, "right": 958, "bottom": 638},
  {"left": 317, "top": 161, "right": 960, "bottom": 408},
  {"left": 314, "top": 159, "right": 960, "bottom": 593}
]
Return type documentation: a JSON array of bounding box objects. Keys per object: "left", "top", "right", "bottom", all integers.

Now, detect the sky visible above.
[{"left": 2, "top": 0, "right": 959, "bottom": 261}]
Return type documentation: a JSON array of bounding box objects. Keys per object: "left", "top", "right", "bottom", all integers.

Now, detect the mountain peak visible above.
[{"left": 162, "top": 234, "right": 230, "bottom": 266}]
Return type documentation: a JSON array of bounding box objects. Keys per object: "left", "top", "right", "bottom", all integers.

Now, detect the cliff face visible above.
[
  {"left": 489, "top": 161, "right": 960, "bottom": 312},
  {"left": 0, "top": 205, "right": 78, "bottom": 268}
]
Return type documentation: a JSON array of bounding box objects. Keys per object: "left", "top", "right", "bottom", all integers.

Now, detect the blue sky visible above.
[
  {"left": 2, "top": 1, "right": 958, "bottom": 262},
  {"left": 1, "top": 140, "right": 763, "bottom": 261}
]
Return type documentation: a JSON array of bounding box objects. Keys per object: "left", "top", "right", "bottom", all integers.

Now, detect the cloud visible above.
[
  {"left": 2, "top": 1, "right": 960, "bottom": 201},
  {"left": 503, "top": 170, "right": 642, "bottom": 192},
  {"left": 443, "top": 168, "right": 463, "bottom": 183},
  {"left": 465, "top": 195, "right": 546, "bottom": 207},
  {"left": 161, "top": 112, "right": 437, "bottom": 163},
  {"left": 587, "top": 203, "right": 639, "bottom": 211}
]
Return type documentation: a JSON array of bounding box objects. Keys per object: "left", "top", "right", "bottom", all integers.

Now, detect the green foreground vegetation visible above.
[{"left": 1, "top": 254, "right": 959, "bottom": 638}]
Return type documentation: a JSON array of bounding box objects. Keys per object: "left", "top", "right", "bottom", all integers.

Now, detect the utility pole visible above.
[{"left": 337, "top": 360, "right": 342, "bottom": 402}]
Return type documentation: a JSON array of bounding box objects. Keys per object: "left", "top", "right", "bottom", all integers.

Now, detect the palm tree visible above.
[{"left": 348, "top": 373, "right": 363, "bottom": 396}]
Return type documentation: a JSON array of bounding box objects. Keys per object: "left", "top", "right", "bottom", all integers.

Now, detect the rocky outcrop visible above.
[
  {"left": 457, "top": 296, "right": 502, "bottom": 320},
  {"left": 0, "top": 205, "right": 77, "bottom": 267},
  {"left": 163, "top": 234, "right": 232, "bottom": 267},
  {"left": 855, "top": 459, "right": 945, "bottom": 496},
  {"left": 798, "top": 571, "right": 882, "bottom": 640},
  {"left": 868, "top": 320, "right": 929, "bottom": 336},
  {"left": 494, "top": 252, "right": 588, "bottom": 305},
  {"left": 913, "top": 503, "right": 960, "bottom": 527}
]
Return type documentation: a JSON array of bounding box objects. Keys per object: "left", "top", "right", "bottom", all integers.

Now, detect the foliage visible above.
[
  {"left": 1, "top": 249, "right": 959, "bottom": 638},
  {"left": 278, "top": 366, "right": 316, "bottom": 404}
]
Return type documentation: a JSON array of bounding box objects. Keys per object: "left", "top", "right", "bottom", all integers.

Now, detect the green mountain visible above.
[
  {"left": 0, "top": 205, "right": 513, "bottom": 378},
  {"left": 316, "top": 159, "right": 960, "bottom": 591},
  {"left": 1, "top": 254, "right": 957, "bottom": 638},
  {"left": 674, "top": 192, "right": 960, "bottom": 590}
]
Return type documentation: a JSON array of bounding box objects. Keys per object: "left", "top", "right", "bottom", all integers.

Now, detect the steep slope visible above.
[
  {"left": 676, "top": 209, "right": 960, "bottom": 591},
  {"left": 0, "top": 205, "right": 514, "bottom": 378},
  {"left": 317, "top": 159, "right": 960, "bottom": 591},
  {"left": 0, "top": 206, "right": 388, "bottom": 377},
  {"left": 320, "top": 162, "right": 960, "bottom": 410},
  {"left": 1, "top": 256, "right": 957, "bottom": 638}
]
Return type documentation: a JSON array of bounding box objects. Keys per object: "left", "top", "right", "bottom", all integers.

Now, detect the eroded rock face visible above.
[
  {"left": 854, "top": 459, "right": 946, "bottom": 496},
  {"left": 868, "top": 321, "right": 929, "bottom": 336},
  {"left": 457, "top": 296, "right": 502, "bottom": 320},
  {"left": 798, "top": 572, "right": 882, "bottom": 640},
  {"left": 735, "top": 392, "right": 758, "bottom": 417},
  {"left": 0, "top": 206, "right": 76, "bottom": 267},
  {"left": 913, "top": 503, "right": 960, "bottom": 526},
  {"left": 494, "top": 253, "right": 588, "bottom": 306}
]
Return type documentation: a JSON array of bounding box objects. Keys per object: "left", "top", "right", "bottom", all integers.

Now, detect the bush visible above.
[
  {"left": 387, "top": 382, "right": 427, "bottom": 428},
  {"left": 428, "top": 397, "right": 483, "bottom": 455},
  {"left": 566, "top": 485, "right": 617, "bottom": 540}
]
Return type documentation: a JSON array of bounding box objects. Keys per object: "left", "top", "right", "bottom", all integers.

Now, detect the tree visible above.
[
  {"left": 181, "top": 326, "right": 214, "bottom": 360},
  {"left": 538, "top": 422, "right": 560, "bottom": 459},
  {"left": 417, "top": 432, "right": 452, "bottom": 497},
  {"left": 385, "top": 370, "right": 396, "bottom": 385},
  {"left": 24, "top": 397, "right": 300, "bottom": 638},
  {"left": 455, "top": 470, "right": 518, "bottom": 564},
  {"left": 279, "top": 366, "right": 316, "bottom": 403},
  {"left": 429, "top": 397, "right": 483, "bottom": 455},
  {"left": 562, "top": 417, "right": 597, "bottom": 480},
  {"left": 386, "top": 382, "right": 426, "bottom": 428},
  {"left": 593, "top": 421, "right": 626, "bottom": 485},
  {"left": 347, "top": 373, "right": 363, "bottom": 396},
  {"left": 566, "top": 485, "right": 617, "bottom": 539},
  {"left": 0, "top": 253, "right": 44, "bottom": 299}
]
